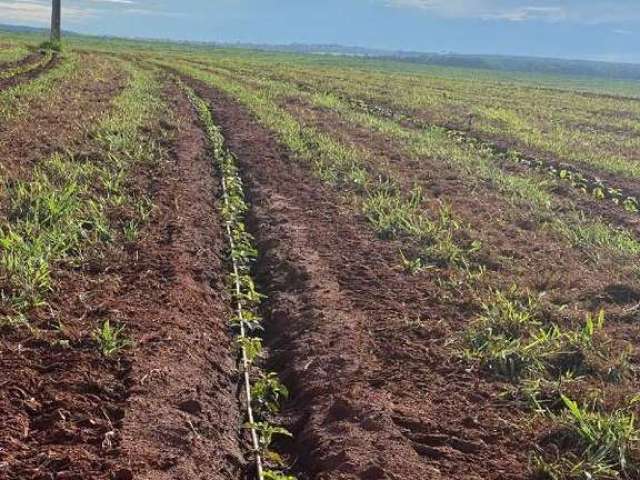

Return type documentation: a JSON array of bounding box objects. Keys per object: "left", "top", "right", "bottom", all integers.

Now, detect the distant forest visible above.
[{"left": 387, "top": 53, "right": 640, "bottom": 81}]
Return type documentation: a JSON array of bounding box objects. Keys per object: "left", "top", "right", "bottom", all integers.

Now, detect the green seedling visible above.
[
  {"left": 93, "top": 319, "right": 130, "bottom": 357},
  {"left": 237, "top": 336, "right": 263, "bottom": 364},
  {"left": 624, "top": 197, "right": 639, "bottom": 213},
  {"left": 466, "top": 291, "right": 619, "bottom": 386},
  {"left": 123, "top": 220, "right": 139, "bottom": 242},
  {"left": 399, "top": 250, "right": 425, "bottom": 274},
  {"left": 231, "top": 310, "right": 264, "bottom": 332},
  {"left": 245, "top": 421, "right": 293, "bottom": 452},
  {"left": 252, "top": 372, "right": 289, "bottom": 415},
  {"left": 264, "top": 471, "right": 297, "bottom": 480},
  {"left": 136, "top": 196, "right": 154, "bottom": 222},
  {"left": 533, "top": 395, "right": 640, "bottom": 480},
  {"left": 230, "top": 272, "right": 266, "bottom": 305}
]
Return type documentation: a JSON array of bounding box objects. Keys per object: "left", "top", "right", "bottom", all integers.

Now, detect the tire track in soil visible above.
[
  {"left": 0, "top": 51, "right": 44, "bottom": 74},
  {"left": 0, "top": 81, "right": 245, "bottom": 479},
  {"left": 0, "top": 53, "right": 60, "bottom": 93},
  {"left": 185, "top": 77, "right": 533, "bottom": 480}
]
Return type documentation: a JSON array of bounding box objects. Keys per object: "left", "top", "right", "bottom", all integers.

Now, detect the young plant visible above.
[
  {"left": 466, "top": 287, "right": 541, "bottom": 356},
  {"left": 263, "top": 471, "right": 297, "bottom": 480},
  {"left": 231, "top": 310, "right": 264, "bottom": 332},
  {"left": 246, "top": 421, "right": 293, "bottom": 453},
  {"left": 92, "top": 319, "right": 130, "bottom": 357},
  {"left": 237, "top": 336, "right": 263, "bottom": 364},
  {"left": 399, "top": 250, "right": 425, "bottom": 274},
  {"left": 466, "top": 291, "right": 620, "bottom": 388},
  {"left": 252, "top": 372, "right": 290, "bottom": 415},
  {"left": 123, "top": 220, "right": 139, "bottom": 242}
]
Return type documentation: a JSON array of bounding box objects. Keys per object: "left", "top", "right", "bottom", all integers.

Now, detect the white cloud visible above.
[
  {"left": 389, "top": 0, "right": 485, "bottom": 17},
  {"left": 90, "top": 0, "right": 136, "bottom": 4},
  {"left": 481, "top": 6, "right": 565, "bottom": 22},
  {"left": 0, "top": 0, "right": 185, "bottom": 25},
  {"left": 387, "top": 0, "right": 640, "bottom": 24},
  {"left": 121, "top": 7, "right": 188, "bottom": 17},
  {"left": 0, "top": 0, "right": 94, "bottom": 24}
]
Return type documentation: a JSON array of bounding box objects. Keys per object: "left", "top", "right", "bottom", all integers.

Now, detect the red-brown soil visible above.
[
  {"left": 185, "top": 76, "right": 539, "bottom": 480},
  {"left": 0, "top": 80, "right": 244, "bottom": 479},
  {"left": 116, "top": 82, "right": 244, "bottom": 480},
  {"left": 2, "top": 53, "right": 639, "bottom": 480},
  {"left": 0, "top": 53, "right": 124, "bottom": 179}
]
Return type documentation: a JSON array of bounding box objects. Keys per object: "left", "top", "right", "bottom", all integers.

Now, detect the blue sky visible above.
[{"left": 1, "top": 0, "right": 639, "bottom": 63}]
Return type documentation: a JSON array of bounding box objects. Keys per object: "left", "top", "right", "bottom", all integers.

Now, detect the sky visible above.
[{"left": 1, "top": 0, "right": 639, "bottom": 63}]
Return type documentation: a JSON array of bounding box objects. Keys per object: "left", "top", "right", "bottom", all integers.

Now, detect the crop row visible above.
[
  {"left": 0, "top": 60, "right": 161, "bottom": 345},
  {"left": 208, "top": 61, "right": 640, "bottom": 220},
  {"left": 166, "top": 63, "right": 483, "bottom": 279},
  {"left": 182, "top": 82, "right": 295, "bottom": 480},
  {"left": 206, "top": 54, "right": 640, "bottom": 181},
  {"left": 218, "top": 64, "right": 640, "bottom": 257},
  {"left": 194, "top": 57, "right": 640, "bottom": 221},
  {"left": 345, "top": 96, "right": 640, "bottom": 215}
]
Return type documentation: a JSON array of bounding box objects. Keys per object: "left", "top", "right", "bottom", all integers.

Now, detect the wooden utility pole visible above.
[{"left": 51, "top": 0, "right": 61, "bottom": 42}]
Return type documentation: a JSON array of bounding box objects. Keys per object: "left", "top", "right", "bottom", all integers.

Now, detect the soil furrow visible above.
[
  {"left": 183, "top": 63, "right": 640, "bottom": 232},
  {"left": 116, "top": 82, "right": 244, "bottom": 480},
  {"left": 273, "top": 94, "right": 640, "bottom": 312},
  {"left": 186, "top": 76, "right": 534, "bottom": 479},
  {"left": 216, "top": 63, "right": 640, "bottom": 200}
]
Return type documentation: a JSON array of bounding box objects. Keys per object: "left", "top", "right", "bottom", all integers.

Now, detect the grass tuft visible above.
[
  {"left": 465, "top": 292, "right": 625, "bottom": 401},
  {"left": 39, "top": 40, "right": 63, "bottom": 52},
  {"left": 532, "top": 395, "right": 640, "bottom": 480}
]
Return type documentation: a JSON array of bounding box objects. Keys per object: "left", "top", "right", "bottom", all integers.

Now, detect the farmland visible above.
[{"left": 1, "top": 31, "right": 640, "bottom": 480}]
